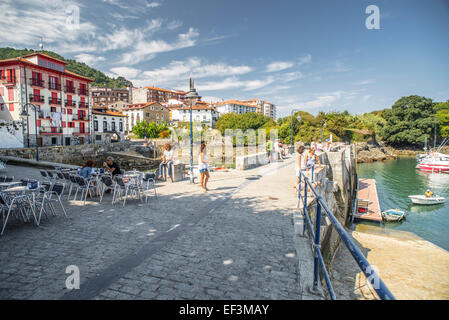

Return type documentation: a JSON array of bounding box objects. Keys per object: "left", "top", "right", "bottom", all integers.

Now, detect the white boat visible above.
[{"left": 408, "top": 195, "right": 445, "bottom": 205}]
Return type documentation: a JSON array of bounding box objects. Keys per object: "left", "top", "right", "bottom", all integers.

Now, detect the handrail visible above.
[{"left": 298, "top": 169, "right": 395, "bottom": 300}]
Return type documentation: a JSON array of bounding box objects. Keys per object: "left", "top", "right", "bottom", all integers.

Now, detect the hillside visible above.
[{"left": 0, "top": 47, "right": 132, "bottom": 88}]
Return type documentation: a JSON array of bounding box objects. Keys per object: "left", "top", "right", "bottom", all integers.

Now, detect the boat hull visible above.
[{"left": 408, "top": 195, "right": 445, "bottom": 205}]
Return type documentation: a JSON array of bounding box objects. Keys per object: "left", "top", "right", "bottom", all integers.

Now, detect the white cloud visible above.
[
  {"left": 119, "top": 27, "right": 200, "bottom": 65},
  {"left": 266, "top": 61, "right": 295, "bottom": 73},
  {"left": 110, "top": 67, "right": 141, "bottom": 79},
  {"left": 75, "top": 54, "right": 105, "bottom": 66},
  {"left": 355, "top": 79, "right": 375, "bottom": 85},
  {"left": 146, "top": 1, "right": 160, "bottom": 8},
  {"left": 298, "top": 54, "right": 312, "bottom": 66},
  {"left": 137, "top": 57, "right": 252, "bottom": 84},
  {"left": 197, "top": 76, "right": 275, "bottom": 92},
  {"left": 362, "top": 95, "right": 371, "bottom": 102}
]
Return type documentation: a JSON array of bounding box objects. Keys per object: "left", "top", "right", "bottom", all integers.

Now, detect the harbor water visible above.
[{"left": 357, "top": 157, "right": 449, "bottom": 251}]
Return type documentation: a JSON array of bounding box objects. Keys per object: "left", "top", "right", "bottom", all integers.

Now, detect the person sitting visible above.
[
  {"left": 425, "top": 189, "right": 433, "bottom": 198},
  {"left": 158, "top": 143, "right": 174, "bottom": 182},
  {"left": 103, "top": 156, "right": 122, "bottom": 177},
  {"left": 80, "top": 160, "right": 95, "bottom": 179}
]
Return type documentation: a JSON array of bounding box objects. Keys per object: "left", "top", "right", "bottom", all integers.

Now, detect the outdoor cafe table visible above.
[{"left": 0, "top": 181, "right": 22, "bottom": 190}]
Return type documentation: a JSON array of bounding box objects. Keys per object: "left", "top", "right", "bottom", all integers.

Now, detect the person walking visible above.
[
  {"left": 267, "top": 139, "right": 274, "bottom": 162},
  {"left": 198, "top": 142, "right": 210, "bottom": 192},
  {"left": 293, "top": 146, "right": 306, "bottom": 192}
]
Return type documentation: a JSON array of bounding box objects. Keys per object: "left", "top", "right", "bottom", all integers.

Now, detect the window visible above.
[
  {"left": 103, "top": 121, "right": 107, "bottom": 132},
  {"left": 111, "top": 122, "right": 115, "bottom": 131},
  {"left": 94, "top": 120, "right": 98, "bottom": 131},
  {"left": 119, "top": 121, "right": 123, "bottom": 132},
  {"left": 51, "top": 137, "right": 57, "bottom": 145},
  {"left": 65, "top": 137, "right": 71, "bottom": 145},
  {"left": 96, "top": 135, "right": 102, "bottom": 141}
]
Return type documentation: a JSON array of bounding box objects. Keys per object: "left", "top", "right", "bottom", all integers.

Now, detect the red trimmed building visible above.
[{"left": 0, "top": 52, "right": 93, "bottom": 146}]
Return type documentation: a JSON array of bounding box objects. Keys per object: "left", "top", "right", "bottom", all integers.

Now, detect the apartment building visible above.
[
  {"left": 168, "top": 101, "right": 219, "bottom": 128},
  {"left": 0, "top": 52, "right": 93, "bottom": 146},
  {"left": 244, "top": 99, "right": 277, "bottom": 120},
  {"left": 91, "top": 87, "right": 130, "bottom": 105},
  {"left": 212, "top": 100, "right": 258, "bottom": 115},
  {"left": 132, "top": 86, "right": 187, "bottom": 104},
  {"left": 122, "top": 102, "right": 170, "bottom": 133},
  {"left": 92, "top": 106, "right": 127, "bottom": 143}
]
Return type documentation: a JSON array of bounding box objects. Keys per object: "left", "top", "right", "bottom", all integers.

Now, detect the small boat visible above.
[
  {"left": 408, "top": 195, "right": 445, "bottom": 205},
  {"left": 382, "top": 209, "right": 406, "bottom": 222}
]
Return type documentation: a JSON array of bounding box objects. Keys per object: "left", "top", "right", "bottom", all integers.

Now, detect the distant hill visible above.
[{"left": 0, "top": 47, "right": 133, "bottom": 89}]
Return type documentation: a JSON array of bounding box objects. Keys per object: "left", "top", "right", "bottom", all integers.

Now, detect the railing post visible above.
[
  {"left": 303, "top": 177, "right": 308, "bottom": 236},
  {"left": 311, "top": 164, "right": 314, "bottom": 183},
  {"left": 297, "top": 170, "right": 302, "bottom": 208},
  {"left": 310, "top": 200, "right": 323, "bottom": 296}
]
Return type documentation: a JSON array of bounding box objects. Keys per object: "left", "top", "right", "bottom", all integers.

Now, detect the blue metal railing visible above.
[{"left": 298, "top": 169, "right": 395, "bottom": 300}]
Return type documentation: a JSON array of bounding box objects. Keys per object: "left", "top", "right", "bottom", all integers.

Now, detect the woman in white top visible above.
[
  {"left": 198, "top": 142, "right": 210, "bottom": 192},
  {"left": 294, "top": 146, "right": 306, "bottom": 192},
  {"left": 158, "top": 143, "right": 174, "bottom": 182}
]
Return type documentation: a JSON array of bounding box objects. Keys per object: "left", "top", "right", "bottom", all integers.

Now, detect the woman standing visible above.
[
  {"left": 305, "top": 147, "right": 322, "bottom": 170},
  {"left": 198, "top": 142, "right": 210, "bottom": 192},
  {"left": 293, "top": 146, "right": 306, "bottom": 191}
]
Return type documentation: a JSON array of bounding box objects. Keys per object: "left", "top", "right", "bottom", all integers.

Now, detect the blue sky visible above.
[{"left": 1, "top": 0, "right": 448, "bottom": 117}]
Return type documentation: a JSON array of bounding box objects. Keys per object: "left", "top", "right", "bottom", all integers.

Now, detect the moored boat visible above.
[
  {"left": 382, "top": 209, "right": 406, "bottom": 222},
  {"left": 408, "top": 194, "right": 445, "bottom": 205}
]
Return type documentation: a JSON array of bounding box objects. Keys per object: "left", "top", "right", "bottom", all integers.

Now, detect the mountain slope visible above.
[{"left": 0, "top": 47, "right": 132, "bottom": 88}]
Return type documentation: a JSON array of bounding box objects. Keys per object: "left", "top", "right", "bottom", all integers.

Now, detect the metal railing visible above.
[{"left": 298, "top": 169, "right": 395, "bottom": 300}]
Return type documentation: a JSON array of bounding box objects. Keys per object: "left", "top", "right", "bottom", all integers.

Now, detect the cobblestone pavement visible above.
[{"left": 0, "top": 157, "right": 314, "bottom": 300}]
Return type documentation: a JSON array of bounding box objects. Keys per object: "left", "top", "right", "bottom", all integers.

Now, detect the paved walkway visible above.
[{"left": 0, "top": 157, "right": 315, "bottom": 300}]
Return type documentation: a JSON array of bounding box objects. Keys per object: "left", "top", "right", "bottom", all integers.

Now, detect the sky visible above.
[{"left": 1, "top": 0, "right": 448, "bottom": 118}]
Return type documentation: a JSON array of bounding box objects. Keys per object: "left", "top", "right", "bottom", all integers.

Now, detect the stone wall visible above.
[{"left": 0, "top": 141, "right": 160, "bottom": 170}]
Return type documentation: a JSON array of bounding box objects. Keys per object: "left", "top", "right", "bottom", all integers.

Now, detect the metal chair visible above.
[
  {"left": 142, "top": 171, "right": 158, "bottom": 202},
  {"left": 0, "top": 191, "right": 37, "bottom": 236},
  {"left": 35, "top": 183, "right": 68, "bottom": 225},
  {"left": 112, "top": 176, "right": 141, "bottom": 206},
  {"left": 73, "top": 176, "right": 96, "bottom": 205},
  {"left": 99, "top": 174, "right": 114, "bottom": 203}
]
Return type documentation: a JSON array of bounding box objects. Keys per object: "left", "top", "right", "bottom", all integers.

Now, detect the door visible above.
[
  {"left": 37, "top": 137, "right": 43, "bottom": 147},
  {"left": 80, "top": 122, "right": 85, "bottom": 133}
]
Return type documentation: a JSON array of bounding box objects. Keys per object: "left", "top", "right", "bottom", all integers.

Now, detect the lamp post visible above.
[
  {"left": 20, "top": 103, "right": 39, "bottom": 161},
  {"left": 185, "top": 78, "right": 199, "bottom": 183},
  {"left": 320, "top": 120, "right": 327, "bottom": 143},
  {"left": 290, "top": 109, "right": 301, "bottom": 154}
]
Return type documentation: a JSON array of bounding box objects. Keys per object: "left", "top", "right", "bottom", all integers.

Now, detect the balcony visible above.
[
  {"left": 49, "top": 97, "right": 62, "bottom": 105},
  {"left": 1, "top": 76, "right": 16, "bottom": 86},
  {"left": 78, "top": 101, "right": 89, "bottom": 108},
  {"left": 39, "top": 127, "right": 62, "bottom": 134},
  {"left": 64, "top": 86, "right": 76, "bottom": 94},
  {"left": 48, "top": 83, "right": 61, "bottom": 91},
  {"left": 78, "top": 88, "right": 89, "bottom": 96},
  {"left": 29, "top": 94, "right": 45, "bottom": 103},
  {"left": 65, "top": 100, "right": 77, "bottom": 107},
  {"left": 38, "top": 111, "right": 51, "bottom": 119},
  {"left": 29, "top": 78, "right": 45, "bottom": 88},
  {"left": 72, "top": 128, "right": 90, "bottom": 135},
  {"left": 72, "top": 114, "right": 90, "bottom": 121}
]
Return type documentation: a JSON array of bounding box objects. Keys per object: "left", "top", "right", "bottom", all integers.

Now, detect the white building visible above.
[
  {"left": 169, "top": 101, "right": 219, "bottom": 128},
  {"left": 92, "top": 106, "right": 127, "bottom": 143},
  {"left": 122, "top": 102, "right": 169, "bottom": 133},
  {"left": 212, "top": 100, "right": 257, "bottom": 115}
]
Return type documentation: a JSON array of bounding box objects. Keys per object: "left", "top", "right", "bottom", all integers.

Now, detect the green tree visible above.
[
  {"left": 435, "top": 100, "right": 449, "bottom": 137},
  {"left": 215, "top": 112, "right": 275, "bottom": 134},
  {"left": 132, "top": 121, "right": 170, "bottom": 139},
  {"left": 381, "top": 95, "right": 438, "bottom": 147}
]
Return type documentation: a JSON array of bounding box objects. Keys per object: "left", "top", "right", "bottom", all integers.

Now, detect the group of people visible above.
[
  {"left": 78, "top": 156, "right": 122, "bottom": 179},
  {"left": 267, "top": 139, "right": 286, "bottom": 162},
  {"left": 158, "top": 142, "right": 210, "bottom": 192}
]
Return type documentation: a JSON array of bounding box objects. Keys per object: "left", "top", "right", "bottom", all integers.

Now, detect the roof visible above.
[
  {"left": 92, "top": 108, "right": 127, "bottom": 117},
  {"left": 21, "top": 52, "right": 67, "bottom": 65},
  {"left": 0, "top": 54, "right": 93, "bottom": 82},
  {"left": 213, "top": 100, "right": 258, "bottom": 108},
  {"left": 122, "top": 102, "right": 162, "bottom": 110},
  {"left": 145, "top": 86, "right": 187, "bottom": 95}
]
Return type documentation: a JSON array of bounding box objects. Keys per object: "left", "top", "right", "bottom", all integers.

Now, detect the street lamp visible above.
[
  {"left": 290, "top": 109, "right": 301, "bottom": 154},
  {"left": 20, "top": 103, "right": 39, "bottom": 161},
  {"left": 320, "top": 120, "right": 327, "bottom": 143},
  {"left": 185, "top": 78, "right": 199, "bottom": 183}
]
